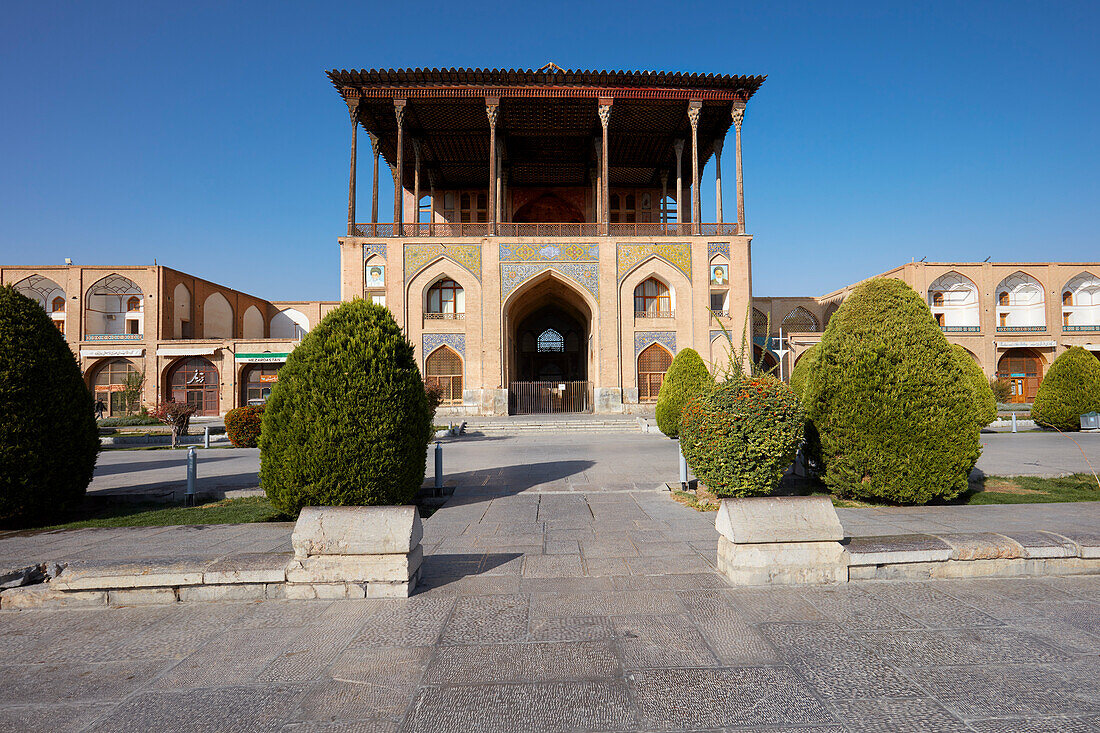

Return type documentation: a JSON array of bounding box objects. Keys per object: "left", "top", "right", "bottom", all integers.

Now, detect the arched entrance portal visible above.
[
  {"left": 167, "top": 357, "right": 220, "bottom": 416},
  {"left": 504, "top": 273, "right": 593, "bottom": 414},
  {"left": 997, "top": 348, "right": 1043, "bottom": 403}
]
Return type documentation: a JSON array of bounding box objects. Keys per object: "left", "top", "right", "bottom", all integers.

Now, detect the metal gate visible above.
[{"left": 509, "top": 381, "right": 591, "bottom": 414}]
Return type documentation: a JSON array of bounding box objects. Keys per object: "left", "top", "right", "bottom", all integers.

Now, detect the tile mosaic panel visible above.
[
  {"left": 710, "top": 330, "right": 726, "bottom": 341},
  {"left": 501, "top": 263, "right": 599, "bottom": 301},
  {"left": 423, "top": 333, "right": 466, "bottom": 360},
  {"left": 499, "top": 243, "right": 599, "bottom": 262},
  {"left": 707, "top": 242, "right": 730, "bottom": 261},
  {"left": 635, "top": 331, "right": 676, "bottom": 357},
  {"left": 617, "top": 243, "right": 691, "bottom": 283},
  {"left": 404, "top": 244, "right": 482, "bottom": 283},
  {"left": 363, "top": 244, "right": 387, "bottom": 260}
]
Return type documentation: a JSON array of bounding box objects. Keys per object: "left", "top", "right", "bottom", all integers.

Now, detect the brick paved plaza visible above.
[{"left": 4, "top": 451, "right": 1100, "bottom": 731}]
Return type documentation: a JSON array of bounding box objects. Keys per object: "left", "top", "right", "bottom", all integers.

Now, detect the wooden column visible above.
[
  {"left": 713, "top": 138, "right": 724, "bottom": 225},
  {"left": 673, "top": 139, "right": 684, "bottom": 226},
  {"left": 346, "top": 100, "right": 359, "bottom": 236},
  {"left": 598, "top": 99, "right": 612, "bottom": 235},
  {"left": 660, "top": 171, "right": 668, "bottom": 226},
  {"left": 368, "top": 132, "right": 380, "bottom": 226},
  {"left": 733, "top": 102, "right": 746, "bottom": 234},
  {"left": 495, "top": 139, "right": 504, "bottom": 224},
  {"left": 486, "top": 98, "right": 499, "bottom": 235},
  {"left": 412, "top": 139, "right": 421, "bottom": 226},
  {"left": 393, "top": 99, "right": 406, "bottom": 235},
  {"left": 687, "top": 100, "right": 702, "bottom": 234}
]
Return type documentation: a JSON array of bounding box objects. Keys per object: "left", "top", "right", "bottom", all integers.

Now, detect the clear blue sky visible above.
[{"left": 2, "top": 2, "right": 1096, "bottom": 301}]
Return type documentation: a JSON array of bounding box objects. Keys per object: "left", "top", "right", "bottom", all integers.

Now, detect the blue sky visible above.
[{"left": 1, "top": 1, "right": 1096, "bottom": 300}]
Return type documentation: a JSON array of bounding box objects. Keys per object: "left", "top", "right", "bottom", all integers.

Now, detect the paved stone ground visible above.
[
  {"left": 89, "top": 430, "right": 1100, "bottom": 497},
  {"left": 4, "top": 484, "right": 1100, "bottom": 731}
]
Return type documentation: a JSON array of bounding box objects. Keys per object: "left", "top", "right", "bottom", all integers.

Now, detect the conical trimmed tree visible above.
[
  {"left": 788, "top": 344, "right": 819, "bottom": 399},
  {"left": 802, "top": 278, "right": 981, "bottom": 504},
  {"left": 951, "top": 344, "right": 997, "bottom": 428},
  {"left": 1031, "top": 346, "right": 1100, "bottom": 431},
  {"left": 0, "top": 285, "right": 99, "bottom": 524},
  {"left": 655, "top": 348, "right": 713, "bottom": 438},
  {"left": 259, "top": 300, "right": 433, "bottom": 515}
]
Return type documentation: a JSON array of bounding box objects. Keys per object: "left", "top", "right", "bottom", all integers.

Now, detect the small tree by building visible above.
[
  {"left": 0, "top": 285, "right": 99, "bottom": 524},
  {"left": 802, "top": 278, "right": 981, "bottom": 504},
  {"left": 951, "top": 345, "right": 997, "bottom": 428},
  {"left": 1031, "top": 347, "right": 1100, "bottom": 431},
  {"left": 655, "top": 348, "right": 713, "bottom": 438},
  {"left": 152, "top": 401, "right": 197, "bottom": 448},
  {"left": 260, "top": 300, "right": 433, "bottom": 515},
  {"left": 121, "top": 369, "right": 145, "bottom": 415}
]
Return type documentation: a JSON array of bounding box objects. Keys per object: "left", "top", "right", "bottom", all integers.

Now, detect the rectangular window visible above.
[
  {"left": 710, "top": 292, "right": 727, "bottom": 311},
  {"left": 126, "top": 319, "right": 140, "bottom": 335}
]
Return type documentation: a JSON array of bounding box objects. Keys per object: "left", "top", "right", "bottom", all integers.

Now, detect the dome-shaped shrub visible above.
[
  {"left": 1031, "top": 346, "right": 1100, "bottom": 431},
  {"left": 225, "top": 405, "right": 264, "bottom": 447},
  {"left": 802, "top": 278, "right": 980, "bottom": 504},
  {"left": 952, "top": 345, "right": 997, "bottom": 428},
  {"left": 680, "top": 374, "right": 804, "bottom": 497},
  {"left": 0, "top": 285, "right": 99, "bottom": 524},
  {"left": 655, "top": 348, "right": 713, "bottom": 438},
  {"left": 259, "top": 300, "right": 433, "bottom": 515}
]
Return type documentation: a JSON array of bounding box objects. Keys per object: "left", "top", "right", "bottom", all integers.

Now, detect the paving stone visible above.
[
  {"left": 938, "top": 532, "right": 1026, "bottom": 560},
  {"left": 529, "top": 589, "right": 684, "bottom": 618},
  {"left": 0, "top": 703, "right": 113, "bottom": 733},
  {"left": 526, "top": 616, "right": 615, "bottom": 642},
  {"left": 626, "top": 553, "right": 714, "bottom": 575},
  {"left": 845, "top": 534, "right": 953, "bottom": 565},
  {"left": 400, "top": 681, "right": 637, "bottom": 733},
  {"left": 280, "top": 719, "right": 398, "bottom": 732},
  {"left": 292, "top": 678, "right": 412, "bottom": 724},
  {"left": 0, "top": 659, "right": 168, "bottom": 701},
  {"left": 83, "top": 684, "right": 304, "bottom": 733},
  {"left": 179, "top": 583, "right": 268, "bottom": 602},
  {"left": 918, "top": 665, "right": 1100, "bottom": 718},
  {"left": 967, "top": 717, "right": 1100, "bottom": 733},
  {"left": 582, "top": 557, "right": 630, "bottom": 576},
  {"left": 972, "top": 577, "right": 1077, "bottom": 603},
  {"left": 613, "top": 614, "right": 720, "bottom": 669},
  {"left": 519, "top": 576, "right": 613, "bottom": 593},
  {"left": 829, "top": 698, "right": 972, "bottom": 732},
  {"left": 800, "top": 585, "right": 922, "bottom": 630},
  {"left": 204, "top": 553, "right": 292, "bottom": 584},
  {"left": 152, "top": 627, "right": 291, "bottom": 689},
  {"left": 862, "top": 582, "right": 1003, "bottom": 628},
  {"left": 108, "top": 587, "right": 178, "bottom": 605},
  {"left": 522, "top": 554, "right": 584, "bottom": 578},
  {"left": 347, "top": 596, "right": 454, "bottom": 647},
  {"left": 579, "top": 537, "right": 639, "bottom": 557},
  {"left": 231, "top": 600, "right": 334, "bottom": 629},
  {"left": 929, "top": 580, "right": 1047, "bottom": 620},
  {"left": 1048, "top": 575, "right": 1100, "bottom": 602},
  {"left": 51, "top": 557, "right": 210, "bottom": 590},
  {"left": 327, "top": 645, "right": 431, "bottom": 686},
  {"left": 630, "top": 667, "right": 834, "bottom": 729},
  {"left": 544, "top": 539, "right": 580, "bottom": 555},
  {"left": 440, "top": 594, "right": 528, "bottom": 644},
  {"left": 726, "top": 587, "right": 828, "bottom": 623},
  {"left": 257, "top": 624, "right": 358, "bottom": 683},
  {"left": 425, "top": 640, "right": 620, "bottom": 683},
  {"left": 678, "top": 590, "right": 780, "bottom": 664},
  {"left": 611, "top": 572, "right": 727, "bottom": 590},
  {"left": 856, "top": 627, "right": 1069, "bottom": 667}
]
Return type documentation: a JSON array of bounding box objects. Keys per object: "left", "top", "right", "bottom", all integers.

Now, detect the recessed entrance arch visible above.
[
  {"left": 503, "top": 271, "right": 595, "bottom": 414},
  {"left": 997, "top": 348, "right": 1044, "bottom": 403}
]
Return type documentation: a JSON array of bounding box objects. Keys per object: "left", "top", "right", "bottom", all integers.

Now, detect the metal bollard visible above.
[
  {"left": 434, "top": 441, "right": 443, "bottom": 496},
  {"left": 1011, "top": 413, "right": 1018, "bottom": 433},
  {"left": 186, "top": 447, "right": 197, "bottom": 507},
  {"left": 203, "top": 426, "right": 211, "bottom": 449},
  {"left": 678, "top": 441, "right": 689, "bottom": 489}
]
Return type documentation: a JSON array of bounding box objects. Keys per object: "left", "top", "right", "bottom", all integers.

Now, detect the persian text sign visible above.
[
  {"left": 80, "top": 348, "right": 144, "bottom": 358},
  {"left": 994, "top": 340, "right": 1056, "bottom": 349}
]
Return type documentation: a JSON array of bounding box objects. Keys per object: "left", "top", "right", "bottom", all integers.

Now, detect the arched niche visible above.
[
  {"left": 928, "top": 272, "right": 979, "bottom": 329},
  {"left": 85, "top": 274, "right": 142, "bottom": 335},
  {"left": 173, "top": 283, "right": 192, "bottom": 339},
  {"left": 243, "top": 305, "right": 264, "bottom": 339},
  {"left": 995, "top": 271, "right": 1045, "bottom": 329},
  {"left": 202, "top": 292, "right": 234, "bottom": 339},
  {"left": 271, "top": 308, "right": 310, "bottom": 340},
  {"left": 1062, "top": 272, "right": 1100, "bottom": 328},
  {"left": 782, "top": 306, "right": 820, "bottom": 333}
]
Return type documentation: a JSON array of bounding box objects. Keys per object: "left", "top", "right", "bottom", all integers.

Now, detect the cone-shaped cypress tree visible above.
[
  {"left": 0, "top": 285, "right": 99, "bottom": 524},
  {"left": 951, "top": 344, "right": 997, "bottom": 428},
  {"left": 655, "top": 348, "right": 714, "bottom": 438},
  {"left": 1031, "top": 346, "right": 1100, "bottom": 431},
  {"left": 259, "top": 300, "right": 433, "bottom": 515},
  {"left": 788, "top": 344, "right": 819, "bottom": 399},
  {"left": 802, "top": 278, "right": 980, "bottom": 504}
]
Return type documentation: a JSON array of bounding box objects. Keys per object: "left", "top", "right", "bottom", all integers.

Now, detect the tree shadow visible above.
[
  {"left": 432, "top": 459, "right": 597, "bottom": 501},
  {"left": 415, "top": 552, "right": 523, "bottom": 593}
]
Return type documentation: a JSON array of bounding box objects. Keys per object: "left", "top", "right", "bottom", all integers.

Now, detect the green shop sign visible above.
[{"left": 235, "top": 353, "right": 290, "bottom": 364}]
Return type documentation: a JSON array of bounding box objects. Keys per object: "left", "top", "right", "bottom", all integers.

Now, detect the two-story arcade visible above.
[{"left": 332, "top": 66, "right": 762, "bottom": 415}]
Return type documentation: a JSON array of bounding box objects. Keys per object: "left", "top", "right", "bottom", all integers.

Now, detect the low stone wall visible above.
[{"left": 0, "top": 505, "right": 423, "bottom": 609}]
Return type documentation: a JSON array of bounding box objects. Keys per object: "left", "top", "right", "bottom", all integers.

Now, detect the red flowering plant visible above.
[{"left": 680, "top": 308, "right": 805, "bottom": 497}]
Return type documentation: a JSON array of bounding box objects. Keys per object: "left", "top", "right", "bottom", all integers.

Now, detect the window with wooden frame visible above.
[
  {"left": 998, "top": 292, "right": 1010, "bottom": 306},
  {"left": 127, "top": 296, "right": 141, "bottom": 312},
  {"left": 610, "top": 193, "right": 636, "bottom": 223},
  {"left": 426, "top": 279, "right": 464, "bottom": 317},
  {"left": 51, "top": 296, "right": 66, "bottom": 313},
  {"left": 425, "top": 346, "right": 463, "bottom": 405},
  {"left": 634, "top": 278, "right": 671, "bottom": 316},
  {"left": 1063, "top": 291, "right": 1074, "bottom": 306},
  {"left": 932, "top": 292, "right": 944, "bottom": 307},
  {"left": 459, "top": 192, "right": 487, "bottom": 223},
  {"left": 638, "top": 343, "right": 673, "bottom": 402}
]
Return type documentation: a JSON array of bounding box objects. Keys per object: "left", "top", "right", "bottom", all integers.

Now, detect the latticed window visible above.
[
  {"left": 634, "top": 278, "right": 671, "bottom": 315},
  {"left": 610, "top": 193, "right": 636, "bottom": 223},
  {"left": 638, "top": 343, "right": 673, "bottom": 402},
  {"left": 127, "top": 296, "right": 141, "bottom": 312},
  {"left": 1063, "top": 291, "right": 1073, "bottom": 306},
  {"left": 932, "top": 292, "right": 944, "bottom": 307},
  {"left": 426, "top": 346, "right": 463, "bottom": 404},
  {"left": 51, "top": 296, "right": 65, "bottom": 312},
  {"left": 459, "top": 192, "right": 487, "bottom": 223},
  {"left": 427, "top": 279, "right": 464, "bottom": 315},
  {"left": 752, "top": 308, "right": 769, "bottom": 341},
  {"left": 781, "top": 307, "right": 820, "bottom": 332},
  {"left": 537, "top": 329, "right": 564, "bottom": 352}
]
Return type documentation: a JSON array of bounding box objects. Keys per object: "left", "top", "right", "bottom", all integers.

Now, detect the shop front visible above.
[{"left": 236, "top": 353, "right": 289, "bottom": 407}]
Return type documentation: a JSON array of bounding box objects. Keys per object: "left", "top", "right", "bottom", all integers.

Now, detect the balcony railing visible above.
[
  {"left": 941, "top": 326, "right": 980, "bottom": 333},
  {"left": 996, "top": 326, "right": 1046, "bottom": 332},
  {"left": 635, "top": 310, "right": 675, "bottom": 319},
  {"left": 85, "top": 333, "right": 144, "bottom": 341},
  {"left": 350, "top": 222, "right": 740, "bottom": 238},
  {"left": 1063, "top": 324, "right": 1100, "bottom": 332}
]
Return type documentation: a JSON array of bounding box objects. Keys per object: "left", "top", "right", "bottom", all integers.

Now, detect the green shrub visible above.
[
  {"left": 952, "top": 345, "right": 997, "bottom": 427},
  {"left": 802, "top": 278, "right": 981, "bottom": 504},
  {"left": 680, "top": 374, "right": 805, "bottom": 497},
  {"left": 0, "top": 285, "right": 99, "bottom": 524},
  {"left": 225, "top": 405, "right": 264, "bottom": 447},
  {"left": 1031, "top": 347, "right": 1100, "bottom": 431},
  {"left": 655, "top": 348, "right": 713, "bottom": 438},
  {"left": 259, "top": 300, "right": 433, "bottom": 515},
  {"left": 990, "top": 377, "right": 1011, "bottom": 404},
  {"left": 788, "top": 344, "right": 819, "bottom": 399},
  {"left": 98, "top": 415, "right": 161, "bottom": 427}
]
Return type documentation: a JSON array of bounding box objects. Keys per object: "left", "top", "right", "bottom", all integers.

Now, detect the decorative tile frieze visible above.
[
  {"left": 710, "top": 330, "right": 726, "bottom": 341},
  {"left": 634, "top": 331, "right": 676, "bottom": 357},
  {"left": 707, "top": 242, "right": 730, "bottom": 261},
  {"left": 404, "top": 244, "right": 482, "bottom": 283},
  {"left": 423, "top": 333, "right": 465, "bottom": 360},
  {"left": 617, "top": 243, "right": 691, "bottom": 283},
  {"left": 501, "top": 262, "right": 599, "bottom": 301},
  {"left": 363, "top": 243, "right": 387, "bottom": 260},
  {"left": 499, "top": 243, "right": 599, "bottom": 262}
]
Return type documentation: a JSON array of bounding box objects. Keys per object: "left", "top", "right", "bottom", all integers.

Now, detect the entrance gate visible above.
[{"left": 509, "top": 380, "right": 591, "bottom": 414}]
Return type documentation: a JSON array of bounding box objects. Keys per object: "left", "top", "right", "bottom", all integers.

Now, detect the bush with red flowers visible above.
[{"left": 225, "top": 405, "right": 264, "bottom": 448}]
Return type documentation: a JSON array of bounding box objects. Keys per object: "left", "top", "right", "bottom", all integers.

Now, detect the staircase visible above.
[{"left": 458, "top": 415, "right": 644, "bottom": 435}]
